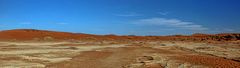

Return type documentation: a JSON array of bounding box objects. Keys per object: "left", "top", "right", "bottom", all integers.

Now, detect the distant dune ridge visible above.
[
  {"left": 0, "top": 29, "right": 92, "bottom": 41},
  {"left": 0, "top": 29, "right": 239, "bottom": 42}
]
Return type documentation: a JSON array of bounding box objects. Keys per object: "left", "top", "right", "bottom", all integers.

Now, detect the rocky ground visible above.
[
  {"left": 0, "top": 29, "right": 239, "bottom": 68},
  {"left": 0, "top": 41, "right": 239, "bottom": 68}
]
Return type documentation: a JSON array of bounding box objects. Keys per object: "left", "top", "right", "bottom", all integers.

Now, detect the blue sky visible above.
[{"left": 0, "top": 0, "right": 240, "bottom": 35}]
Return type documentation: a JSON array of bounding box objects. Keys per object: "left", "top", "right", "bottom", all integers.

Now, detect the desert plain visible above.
[{"left": 0, "top": 29, "right": 240, "bottom": 68}]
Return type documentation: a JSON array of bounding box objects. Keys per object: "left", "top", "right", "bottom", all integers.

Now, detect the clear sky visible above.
[{"left": 0, "top": 0, "right": 240, "bottom": 35}]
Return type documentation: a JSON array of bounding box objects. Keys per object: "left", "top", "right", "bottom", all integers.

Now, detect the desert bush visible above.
[
  {"left": 68, "top": 47, "right": 78, "bottom": 50},
  {"left": 43, "top": 36, "right": 54, "bottom": 41},
  {"left": 160, "top": 44, "right": 166, "bottom": 46}
]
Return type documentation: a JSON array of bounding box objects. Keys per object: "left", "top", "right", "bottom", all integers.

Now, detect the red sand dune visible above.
[
  {"left": 0, "top": 29, "right": 239, "bottom": 42},
  {"left": 0, "top": 29, "right": 92, "bottom": 41}
]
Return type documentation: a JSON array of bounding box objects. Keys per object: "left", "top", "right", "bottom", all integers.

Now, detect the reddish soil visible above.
[
  {"left": 47, "top": 51, "right": 113, "bottom": 68},
  {"left": 0, "top": 29, "right": 92, "bottom": 41},
  {"left": 1, "top": 29, "right": 239, "bottom": 42},
  {"left": 175, "top": 55, "right": 240, "bottom": 68},
  {"left": 46, "top": 47, "right": 164, "bottom": 68},
  {"left": 0, "top": 29, "right": 240, "bottom": 68}
]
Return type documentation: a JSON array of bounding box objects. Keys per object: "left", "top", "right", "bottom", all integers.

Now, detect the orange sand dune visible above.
[{"left": 0, "top": 29, "right": 239, "bottom": 42}]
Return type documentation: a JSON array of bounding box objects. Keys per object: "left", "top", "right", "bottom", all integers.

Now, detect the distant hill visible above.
[
  {"left": 0, "top": 29, "right": 92, "bottom": 41},
  {"left": 191, "top": 33, "right": 210, "bottom": 36},
  {"left": 0, "top": 29, "right": 239, "bottom": 42}
]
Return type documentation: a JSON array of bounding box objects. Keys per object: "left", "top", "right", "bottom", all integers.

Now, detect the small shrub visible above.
[
  {"left": 68, "top": 47, "right": 78, "bottom": 50},
  {"left": 160, "top": 44, "right": 166, "bottom": 46}
]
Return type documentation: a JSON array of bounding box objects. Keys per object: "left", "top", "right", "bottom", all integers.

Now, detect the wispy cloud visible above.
[
  {"left": 56, "top": 22, "right": 69, "bottom": 25},
  {"left": 209, "top": 28, "right": 237, "bottom": 33},
  {"left": 20, "top": 22, "right": 32, "bottom": 25},
  {"left": 115, "top": 12, "right": 140, "bottom": 17},
  {"left": 157, "top": 12, "right": 169, "bottom": 15},
  {"left": 134, "top": 18, "right": 208, "bottom": 31},
  {"left": 0, "top": 24, "right": 3, "bottom": 27},
  {"left": 215, "top": 28, "right": 237, "bottom": 32},
  {"left": 222, "top": 28, "right": 235, "bottom": 32}
]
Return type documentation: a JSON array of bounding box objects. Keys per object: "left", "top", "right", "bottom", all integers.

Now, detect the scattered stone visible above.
[
  {"left": 123, "top": 63, "right": 144, "bottom": 68},
  {"left": 144, "top": 63, "right": 163, "bottom": 68},
  {"left": 136, "top": 56, "right": 154, "bottom": 63}
]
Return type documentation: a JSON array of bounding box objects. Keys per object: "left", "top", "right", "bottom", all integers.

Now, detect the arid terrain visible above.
[{"left": 0, "top": 29, "right": 240, "bottom": 68}]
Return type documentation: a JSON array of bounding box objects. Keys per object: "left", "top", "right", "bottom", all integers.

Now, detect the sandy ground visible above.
[{"left": 0, "top": 41, "right": 240, "bottom": 68}]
